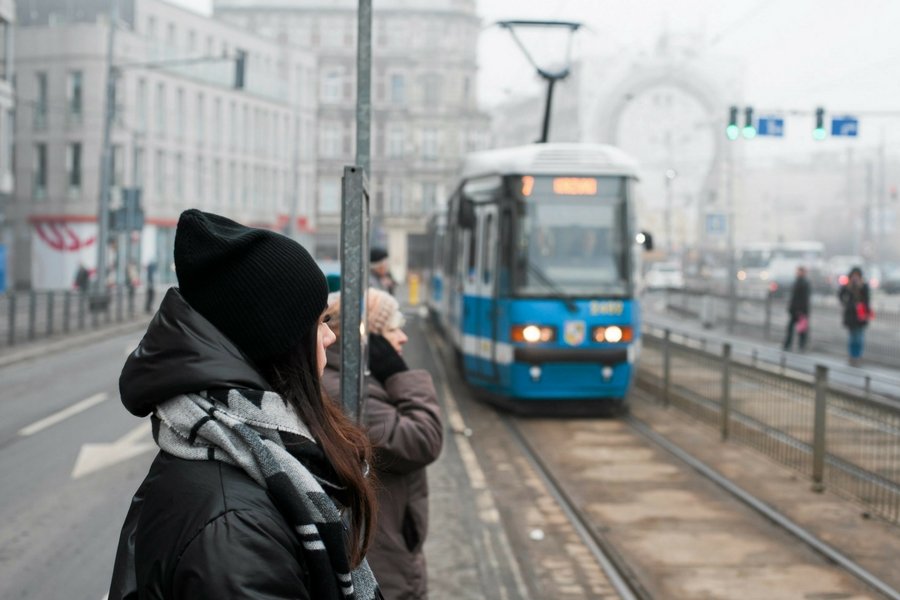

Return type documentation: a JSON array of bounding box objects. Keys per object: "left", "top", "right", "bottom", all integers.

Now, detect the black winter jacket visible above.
[{"left": 109, "top": 288, "right": 316, "bottom": 600}]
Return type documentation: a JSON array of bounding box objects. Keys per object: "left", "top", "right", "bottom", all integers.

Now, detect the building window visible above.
[
  {"left": 0, "top": 20, "right": 9, "bottom": 81},
  {"left": 320, "top": 123, "right": 341, "bottom": 158},
  {"left": 213, "top": 97, "right": 222, "bottom": 147},
  {"left": 196, "top": 93, "right": 205, "bottom": 144},
  {"left": 136, "top": 78, "right": 147, "bottom": 131},
  {"left": 133, "top": 146, "right": 144, "bottom": 187},
  {"left": 321, "top": 69, "right": 342, "bottom": 103},
  {"left": 321, "top": 18, "right": 343, "bottom": 47},
  {"left": 390, "top": 74, "right": 405, "bottom": 106},
  {"left": 422, "top": 182, "right": 437, "bottom": 215},
  {"left": 387, "top": 125, "right": 405, "bottom": 159},
  {"left": 229, "top": 101, "right": 237, "bottom": 150},
  {"left": 422, "top": 74, "right": 441, "bottom": 109},
  {"left": 33, "top": 144, "right": 47, "bottom": 199},
  {"left": 155, "top": 83, "right": 166, "bottom": 137},
  {"left": 175, "top": 88, "right": 184, "bottom": 138},
  {"left": 155, "top": 150, "right": 166, "bottom": 198},
  {"left": 34, "top": 72, "right": 48, "bottom": 130},
  {"left": 389, "top": 180, "right": 403, "bottom": 215},
  {"left": 67, "top": 71, "right": 83, "bottom": 123},
  {"left": 213, "top": 159, "right": 222, "bottom": 208},
  {"left": 175, "top": 153, "right": 184, "bottom": 200},
  {"left": 229, "top": 161, "right": 237, "bottom": 207},
  {"left": 196, "top": 156, "right": 204, "bottom": 202},
  {"left": 319, "top": 177, "right": 340, "bottom": 214},
  {"left": 422, "top": 128, "right": 438, "bottom": 160},
  {"left": 67, "top": 143, "right": 82, "bottom": 195}
]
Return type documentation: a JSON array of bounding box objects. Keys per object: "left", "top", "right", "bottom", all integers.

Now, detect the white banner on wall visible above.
[{"left": 31, "top": 221, "right": 98, "bottom": 290}]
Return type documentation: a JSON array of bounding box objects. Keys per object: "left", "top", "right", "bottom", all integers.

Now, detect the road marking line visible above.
[{"left": 18, "top": 393, "right": 108, "bottom": 437}]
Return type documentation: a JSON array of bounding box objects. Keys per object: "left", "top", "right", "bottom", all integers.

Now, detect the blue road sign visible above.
[
  {"left": 757, "top": 116, "right": 784, "bottom": 137},
  {"left": 706, "top": 213, "right": 727, "bottom": 235},
  {"left": 831, "top": 116, "right": 859, "bottom": 137}
]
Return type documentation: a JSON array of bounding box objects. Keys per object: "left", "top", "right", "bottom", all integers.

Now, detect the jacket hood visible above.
[{"left": 119, "top": 288, "right": 271, "bottom": 417}]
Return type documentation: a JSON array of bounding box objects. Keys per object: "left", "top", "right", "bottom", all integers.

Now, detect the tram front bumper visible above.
[{"left": 509, "top": 346, "right": 632, "bottom": 400}]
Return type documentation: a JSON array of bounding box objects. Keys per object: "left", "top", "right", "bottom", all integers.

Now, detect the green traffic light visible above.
[
  {"left": 813, "top": 128, "right": 826, "bottom": 140},
  {"left": 742, "top": 126, "right": 756, "bottom": 139},
  {"left": 726, "top": 125, "right": 739, "bottom": 140}
]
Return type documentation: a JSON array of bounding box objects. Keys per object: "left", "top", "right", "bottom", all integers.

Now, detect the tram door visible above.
[{"left": 470, "top": 203, "right": 499, "bottom": 380}]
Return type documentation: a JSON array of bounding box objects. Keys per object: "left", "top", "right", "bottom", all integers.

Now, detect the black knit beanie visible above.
[{"left": 174, "top": 209, "right": 328, "bottom": 365}]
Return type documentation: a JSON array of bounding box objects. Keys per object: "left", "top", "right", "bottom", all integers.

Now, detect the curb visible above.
[{"left": 0, "top": 319, "right": 151, "bottom": 369}]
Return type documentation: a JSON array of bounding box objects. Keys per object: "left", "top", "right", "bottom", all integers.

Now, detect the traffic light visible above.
[
  {"left": 742, "top": 107, "right": 756, "bottom": 139},
  {"left": 813, "top": 107, "right": 826, "bottom": 140},
  {"left": 234, "top": 50, "right": 247, "bottom": 89},
  {"left": 726, "top": 106, "right": 739, "bottom": 140}
]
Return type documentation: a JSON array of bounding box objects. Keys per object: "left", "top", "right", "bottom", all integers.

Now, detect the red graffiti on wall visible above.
[{"left": 34, "top": 222, "right": 96, "bottom": 252}]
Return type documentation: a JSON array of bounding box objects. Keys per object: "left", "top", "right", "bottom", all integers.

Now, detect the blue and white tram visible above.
[{"left": 427, "top": 143, "right": 650, "bottom": 413}]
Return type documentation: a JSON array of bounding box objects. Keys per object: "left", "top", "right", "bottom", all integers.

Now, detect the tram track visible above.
[
  {"left": 421, "top": 315, "right": 900, "bottom": 598},
  {"left": 507, "top": 407, "right": 900, "bottom": 600}
]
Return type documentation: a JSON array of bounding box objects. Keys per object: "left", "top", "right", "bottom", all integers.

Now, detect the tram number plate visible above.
[{"left": 590, "top": 301, "right": 624, "bottom": 316}]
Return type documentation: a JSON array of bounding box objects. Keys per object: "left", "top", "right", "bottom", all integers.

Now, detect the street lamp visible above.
[{"left": 497, "top": 20, "right": 582, "bottom": 144}]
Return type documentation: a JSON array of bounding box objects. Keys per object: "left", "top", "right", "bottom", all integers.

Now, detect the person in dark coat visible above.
[
  {"left": 108, "top": 210, "right": 382, "bottom": 600},
  {"left": 323, "top": 288, "right": 443, "bottom": 600},
  {"left": 370, "top": 247, "right": 398, "bottom": 295},
  {"left": 838, "top": 266, "right": 872, "bottom": 367},
  {"left": 782, "top": 266, "right": 811, "bottom": 351}
]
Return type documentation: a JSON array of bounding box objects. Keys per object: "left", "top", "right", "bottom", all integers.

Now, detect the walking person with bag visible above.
[
  {"left": 838, "top": 266, "right": 872, "bottom": 367},
  {"left": 783, "top": 266, "right": 811, "bottom": 352},
  {"left": 109, "top": 209, "right": 382, "bottom": 600},
  {"left": 323, "top": 288, "right": 444, "bottom": 600}
]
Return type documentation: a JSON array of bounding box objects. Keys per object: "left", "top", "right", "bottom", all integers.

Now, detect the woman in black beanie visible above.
[{"left": 108, "top": 210, "right": 382, "bottom": 600}]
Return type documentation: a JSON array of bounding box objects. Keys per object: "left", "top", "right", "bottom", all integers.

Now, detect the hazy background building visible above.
[
  {"left": 11, "top": 0, "right": 317, "bottom": 289},
  {"left": 214, "top": 0, "right": 490, "bottom": 280},
  {"left": 0, "top": 0, "right": 15, "bottom": 293}
]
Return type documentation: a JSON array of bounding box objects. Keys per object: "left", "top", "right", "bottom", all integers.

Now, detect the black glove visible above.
[{"left": 368, "top": 334, "right": 408, "bottom": 384}]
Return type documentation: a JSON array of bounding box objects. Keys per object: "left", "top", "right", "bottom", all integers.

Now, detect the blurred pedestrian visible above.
[
  {"left": 74, "top": 263, "right": 89, "bottom": 293},
  {"left": 125, "top": 261, "right": 139, "bottom": 307},
  {"left": 144, "top": 261, "right": 156, "bottom": 313},
  {"left": 370, "top": 247, "right": 397, "bottom": 295},
  {"left": 838, "top": 266, "right": 872, "bottom": 367},
  {"left": 782, "top": 266, "right": 811, "bottom": 352},
  {"left": 323, "top": 288, "right": 443, "bottom": 600},
  {"left": 109, "top": 210, "right": 381, "bottom": 600}
]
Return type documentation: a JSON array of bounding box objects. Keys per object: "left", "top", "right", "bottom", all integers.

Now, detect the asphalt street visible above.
[{"left": 0, "top": 330, "right": 153, "bottom": 600}]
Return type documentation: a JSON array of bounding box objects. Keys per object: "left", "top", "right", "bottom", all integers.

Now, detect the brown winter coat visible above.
[{"left": 322, "top": 347, "right": 443, "bottom": 600}]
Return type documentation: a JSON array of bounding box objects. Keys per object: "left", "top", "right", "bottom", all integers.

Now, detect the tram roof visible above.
[{"left": 461, "top": 143, "right": 639, "bottom": 179}]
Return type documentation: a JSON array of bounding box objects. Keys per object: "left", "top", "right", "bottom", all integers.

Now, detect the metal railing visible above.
[
  {"left": 0, "top": 286, "right": 159, "bottom": 350},
  {"left": 637, "top": 325, "right": 900, "bottom": 525},
  {"left": 658, "top": 287, "right": 900, "bottom": 368}
]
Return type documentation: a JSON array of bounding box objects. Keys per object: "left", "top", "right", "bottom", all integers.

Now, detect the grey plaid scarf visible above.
[{"left": 152, "top": 388, "right": 378, "bottom": 600}]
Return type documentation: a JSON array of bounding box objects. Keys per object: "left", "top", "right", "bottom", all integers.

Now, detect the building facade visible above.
[
  {"left": 215, "top": 0, "right": 490, "bottom": 279},
  {"left": 0, "top": 0, "right": 14, "bottom": 292},
  {"left": 11, "top": 0, "right": 317, "bottom": 289}
]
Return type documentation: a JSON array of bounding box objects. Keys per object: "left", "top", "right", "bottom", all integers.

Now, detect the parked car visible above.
[{"left": 644, "top": 262, "right": 685, "bottom": 290}]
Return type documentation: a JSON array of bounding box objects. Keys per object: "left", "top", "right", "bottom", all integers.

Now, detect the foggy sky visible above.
[{"left": 170, "top": 0, "right": 900, "bottom": 156}]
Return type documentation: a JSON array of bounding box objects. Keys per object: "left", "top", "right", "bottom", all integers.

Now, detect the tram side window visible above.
[
  {"left": 482, "top": 213, "right": 493, "bottom": 285},
  {"left": 467, "top": 224, "right": 477, "bottom": 282}
]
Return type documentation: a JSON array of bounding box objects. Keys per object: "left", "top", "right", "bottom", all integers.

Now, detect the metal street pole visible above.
[
  {"left": 726, "top": 142, "right": 737, "bottom": 333},
  {"left": 340, "top": 0, "right": 372, "bottom": 421},
  {"left": 95, "top": 0, "right": 118, "bottom": 304}
]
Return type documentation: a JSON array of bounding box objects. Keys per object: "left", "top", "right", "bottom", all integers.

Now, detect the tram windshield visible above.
[{"left": 515, "top": 176, "right": 629, "bottom": 297}]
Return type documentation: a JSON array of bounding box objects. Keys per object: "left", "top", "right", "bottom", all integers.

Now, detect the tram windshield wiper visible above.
[{"left": 526, "top": 261, "right": 579, "bottom": 313}]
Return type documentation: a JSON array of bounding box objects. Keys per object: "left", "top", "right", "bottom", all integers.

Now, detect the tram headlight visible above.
[
  {"left": 592, "top": 325, "right": 633, "bottom": 343},
  {"left": 511, "top": 324, "right": 556, "bottom": 343}
]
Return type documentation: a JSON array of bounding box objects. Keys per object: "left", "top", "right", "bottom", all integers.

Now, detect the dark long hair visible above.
[{"left": 260, "top": 324, "right": 376, "bottom": 568}]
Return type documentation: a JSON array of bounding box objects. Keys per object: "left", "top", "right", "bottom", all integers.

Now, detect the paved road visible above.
[{"left": 0, "top": 330, "right": 153, "bottom": 600}]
